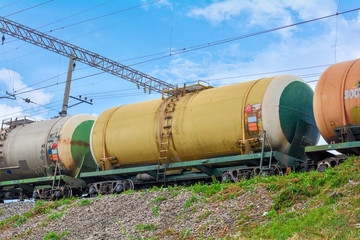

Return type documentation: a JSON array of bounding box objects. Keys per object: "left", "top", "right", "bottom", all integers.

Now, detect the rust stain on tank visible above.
[
  {"left": 71, "top": 140, "right": 90, "bottom": 147},
  {"left": 59, "top": 138, "right": 71, "bottom": 145}
]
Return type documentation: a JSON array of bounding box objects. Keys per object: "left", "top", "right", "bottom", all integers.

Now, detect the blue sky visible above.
[{"left": 0, "top": 0, "right": 360, "bottom": 121}]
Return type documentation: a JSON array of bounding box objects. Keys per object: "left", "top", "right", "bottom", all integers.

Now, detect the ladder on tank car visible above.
[{"left": 157, "top": 98, "right": 178, "bottom": 183}]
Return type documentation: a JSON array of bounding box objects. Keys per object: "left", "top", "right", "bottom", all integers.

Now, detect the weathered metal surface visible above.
[
  {"left": 0, "top": 114, "right": 95, "bottom": 181},
  {"left": 262, "top": 75, "right": 319, "bottom": 155},
  {"left": 81, "top": 151, "right": 300, "bottom": 180},
  {"left": 58, "top": 116, "right": 96, "bottom": 177},
  {"left": 88, "top": 179, "right": 134, "bottom": 196},
  {"left": 0, "top": 117, "right": 66, "bottom": 181},
  {"left": 0, "top": 175, "right": 85, "bottom": 188},
  {"left": 314, "top": 59, "right": 360, "bottom": 143},
  {"left": 91, "top": 75, "right": 317, "bottom": 169},
  {"left": 305, "top": 141, "right": 360, "bottom": 152}
]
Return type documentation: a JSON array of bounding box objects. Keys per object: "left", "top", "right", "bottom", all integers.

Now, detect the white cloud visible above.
[
  {"left": 0, "top": 104, "right": 23, "bottom": 121},
  {"left": 0, "top": 68, "right": 54, "bottom": 121},
  {"left": 0, "top": 68, "right": 53, "bottom": 106},
  {"left": 142, "top": 0, "right": 172, "bottom": 10},
  {"left": 188, "top": 0, "right": 336, "bottom": 30},
  {"left": 155, "top": 7, "right": 360, "bottom": 88},
  {"left": 152, "top": 55, "right": 211, "bottom": 84}
]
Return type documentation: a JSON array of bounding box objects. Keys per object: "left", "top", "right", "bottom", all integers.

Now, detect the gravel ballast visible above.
[{"left": 0, "top": 187, "right": 272, "bottom": 239}]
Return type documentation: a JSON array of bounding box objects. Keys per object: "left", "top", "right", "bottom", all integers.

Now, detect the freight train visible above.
[{"left": 0, "top": 59, "right": 359, "bottom": 201}]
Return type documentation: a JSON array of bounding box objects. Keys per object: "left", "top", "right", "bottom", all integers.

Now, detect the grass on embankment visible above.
[{"left": 184, "top": 157, "right": 360, "bottom": 239}]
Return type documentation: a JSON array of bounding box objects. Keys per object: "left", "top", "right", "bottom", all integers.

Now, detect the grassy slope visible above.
[
  {"left": 218, "top": 157, "right": 360, "bottom": 239},
  {"left": 1, "top": 157, "right": 360, "bottom": 239}
]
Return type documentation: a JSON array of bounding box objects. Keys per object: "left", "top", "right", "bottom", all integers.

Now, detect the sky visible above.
[{"left": 0, "top": 0, "right": 360, "bottom": 123}]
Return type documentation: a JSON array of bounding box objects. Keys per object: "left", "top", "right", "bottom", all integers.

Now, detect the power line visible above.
[
  {"left": 5, "top": 0, "right": 54, "bottom": 17},
  {"left": 48, "top": 0, "right": 160, "bottom": 32},
  {"left": 37, "top": 0, "right": 115, "bottom": 30},
  {"left": 123, "top": 7, "right": 360, "bottom": 66},
  {"left": 4, "top": 6, "right": 357, "bottom": 102},
  {"left": 204, "top": 65, "right": 330, "bottom": 82},
  {"left": 0, "top": 0, "right": 22, "bottom": 10},
  {"left": 92, "top": 92, "right": 147, "bottom": 100},
  {"left": 0, "top": 99, "right": 62, "bottom": 118},
  {"left": 15, "top": 72, "right": 105, "bottom": 95},
  {"left": 13, "top": 66, "right": 89, "bottom": 93},
  {"left": 13, "top": 63, "right": 328, "bottom": 97},
  {"left": 2, "top": 0, "right": 115, "bottom": 45},
  {"left": 1, "top": 0, "right": 154, "bottom": 47},
  {"left": 2, "top": 6, "right": 159, "bottom": 60}
]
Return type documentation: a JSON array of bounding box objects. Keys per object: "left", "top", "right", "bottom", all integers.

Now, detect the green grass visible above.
[
  {"left": 234, "top": 157, "right": 360, "bottom": 239},
  {"left": 79, "top": 199, "right": 92, "bottom": 206},
  {"left": 150, "top": 204, "right": 159, "bottom": 217},
  {"left": 166, "top": 157, "right": 360, "bottom": 239},
  {"left": 184, "top": 193, "right": 198, "bottom": 209},
  {"left": 135, "top": 223, "right": 159, "bottom": 232},
  {"left": 44, "top": 229, "right": 72, "bottom": 240},
  {"left": 48, "top": 211, "right": 64, "bottom": 220},
  {"left": 153, "top": 196, "right": 167, "bottom": 203},
  {"left": 0, "top": 197, "right": 77, "bottom": 230}
]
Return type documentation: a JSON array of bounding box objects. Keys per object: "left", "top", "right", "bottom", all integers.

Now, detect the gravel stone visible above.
[{"left": 0, "top": 186, "right": 273, "bottom": 239}]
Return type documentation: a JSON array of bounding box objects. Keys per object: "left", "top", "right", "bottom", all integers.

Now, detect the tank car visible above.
[
  {"left": 83, "top": 75, "right": 319, "bottom": 194},
  {"left": 0, "top": 74, "right": 322, "bottom": 199},
  {"left": 0, "top": 114, "right": 97, "bottom": 200},
  {"left": 314, "top": 59, "right": 360, "bottom": 145},
  {"left": 307, "top": 58, "right": 360, "bottom": 170}
]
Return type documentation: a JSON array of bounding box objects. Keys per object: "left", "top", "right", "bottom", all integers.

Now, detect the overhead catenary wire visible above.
[
  {"left": 1, "top": 0, "right": 158, "bottom": 48},
  {"left": 15, "top": 72, "right": 105, "bottom": 96},
  {"left": 4, "top": 0, "right": 54, "bottom": 17},
  {"left": 334, "top": 0, "right": 341, "bottom": 63},
  {"left": 1, "top": 0, "right": 116, "bottom": 47},
  {"left": 121, "top": 7, "right": 360, "bottom": 66},
  {"left": 3, "top": 5, "right": 353, "bottom": 94},
  {"left": 48, "top": 0, "right": 160, "bottom": 32},
  {"left": 37, "top": 0, "right": 115, "bottom": 30},
  {"left": 2, "top": 5, "right": 357, "bottom": 118},
  {"left": 13, "top": 66, "right": 90, "bottom": 93},
  {"left": 203, "top": 65, "right": 330, "bottom": 82},
  {"left": 2, "top": 7, "right": 159, "bottom": 62},
  {"left": 0, "top": 99, "right": 63, "bottom": 118},
  {"left": 11, "top": 62, "right": 330, "bottom": 96},
  {"left": 0, "top": 0, "right": 22, "bottom": 10}
]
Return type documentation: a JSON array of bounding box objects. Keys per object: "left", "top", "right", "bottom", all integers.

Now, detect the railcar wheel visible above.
[
  {"left": 317, "top": 163, "right": 329, "bottom": 172},
  {"left": 271, "top": 165, "right": 283, "bottom": 176},
  {"left": 125, "top": 179, "right": 135, "bottom": 191},
  {"left": 222, "top": 173, "right": 232, "bottom": 182},
  {"left": 62, "top": 185, "right": 72, "bottom": 199}
]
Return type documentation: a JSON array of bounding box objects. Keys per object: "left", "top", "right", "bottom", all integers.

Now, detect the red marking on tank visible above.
[{"left": 245, "top": 104, "right": 252, "bottom": 114}]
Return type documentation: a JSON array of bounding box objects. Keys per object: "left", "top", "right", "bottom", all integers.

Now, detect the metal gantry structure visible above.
[{"left": 0, "top": 16, "right": 176, "bottom": 95}]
